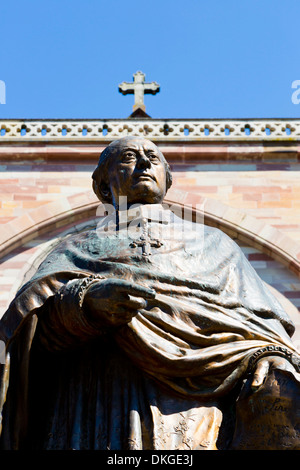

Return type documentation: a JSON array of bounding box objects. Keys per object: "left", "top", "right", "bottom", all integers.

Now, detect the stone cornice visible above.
[{"left": 0, "top": 118, "right": 300, "bottom": 143}]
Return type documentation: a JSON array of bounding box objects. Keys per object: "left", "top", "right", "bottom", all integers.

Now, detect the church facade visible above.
[{"left": 0, "top": 115, "right": 300, "bottom": 349}]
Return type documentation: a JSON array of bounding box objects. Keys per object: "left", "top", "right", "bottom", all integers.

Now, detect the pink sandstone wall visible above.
[
  {"left": 0, "top": 159, "right": 299, "bottom": 241},
  {"left": 0, "top": 146, "right": 299, "bottom": 349},
  {"left": 0, "top": 216, "right": 299, "bottom": 350}
]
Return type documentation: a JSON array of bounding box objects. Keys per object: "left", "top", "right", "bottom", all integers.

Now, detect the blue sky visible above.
[{"left": 0, "top": 0, "right": 299, "bottom": 119}]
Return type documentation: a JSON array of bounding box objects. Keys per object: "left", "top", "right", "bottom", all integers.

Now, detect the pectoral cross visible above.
[
  {"left": 130, "top": 235, "right": 163, "bottom": 257},
  {"left": 119, "top": 71, "right": 160, "bottom": 112},
  {"left": 129, "top": 218, "right": 163, "bottom": 257}
]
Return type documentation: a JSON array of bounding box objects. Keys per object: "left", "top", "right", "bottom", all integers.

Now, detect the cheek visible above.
[
  {"left": 118, "top": 168, "right": 133, "bottom": 186},
  {"left": 156, "top": 168, "right": 167, "bottom": 191},
  {"left": 111, "top": 169, "right": 132, "bottom": 194}
]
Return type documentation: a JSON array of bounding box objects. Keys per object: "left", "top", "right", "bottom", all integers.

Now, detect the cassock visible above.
[{"left": 0, "top": 204, "right": 299, "bottom": 450}]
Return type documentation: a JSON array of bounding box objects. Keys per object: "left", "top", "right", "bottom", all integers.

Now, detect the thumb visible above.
[{"left": 251, "top": 359, "right": 269, "bottom": 390}]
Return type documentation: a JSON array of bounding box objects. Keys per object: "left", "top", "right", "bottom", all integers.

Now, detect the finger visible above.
[
  {"left": 116, "top": 298, "right": 147, "bottom": 317},
  {"left": 117, "top": 281, "right": 156, "bottom": 299},
  {"left": 125, "top": 295, "right": 148, "bottom": 310},
  {"left": 109, "top": 306, "right": 137, "bottom": 325},
  {"left": 251, "top": 359, "right": 269, "bottom": 390}
]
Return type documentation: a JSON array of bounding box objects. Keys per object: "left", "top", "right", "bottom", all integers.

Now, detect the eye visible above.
[
  {"left": 122, "top": 150, "right": 136, "bottom": 161},
  {"left": 147, "top": 153, "right": 159, "bottom": 161}
]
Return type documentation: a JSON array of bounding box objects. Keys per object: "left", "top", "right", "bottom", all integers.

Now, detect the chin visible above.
[{"left": 129, "top": 191, "right": 164, "bottom": 205}]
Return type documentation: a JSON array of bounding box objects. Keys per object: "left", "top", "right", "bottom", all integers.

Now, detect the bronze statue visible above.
[{"left": 0, "top": 136, "right": 300, "bottom": 450}]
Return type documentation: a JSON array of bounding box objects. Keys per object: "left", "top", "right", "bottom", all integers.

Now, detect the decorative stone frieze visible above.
[{"left": 0, "top": 119, "right": 300, "bottom": 142}]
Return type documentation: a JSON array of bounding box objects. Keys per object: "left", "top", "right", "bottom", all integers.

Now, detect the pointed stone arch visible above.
[
  {"left": 0, "top": 188, "right": 300, "bottom": 346},
  {"left": 0, "top": 188, "right": 299, "bottom": 275}
]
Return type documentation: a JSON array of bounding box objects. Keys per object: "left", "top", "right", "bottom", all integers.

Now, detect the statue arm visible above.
[
  {"left": 35, "top": 276, "right": 156, "bottom": 352},
  {"left": 35, "top": 276, "right": 108, "bottom": 352}
]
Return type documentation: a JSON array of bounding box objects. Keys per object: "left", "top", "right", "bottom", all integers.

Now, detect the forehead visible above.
[{"left": 112, "top": 138, "right": 159, "bottom": 153}]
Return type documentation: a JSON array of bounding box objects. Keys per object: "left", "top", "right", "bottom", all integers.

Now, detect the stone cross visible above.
[{"left": 119, "top": 71, "right": 160, "bottom": 112}]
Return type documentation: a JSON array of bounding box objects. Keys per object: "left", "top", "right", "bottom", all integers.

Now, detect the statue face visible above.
[{"left": 106, "top": 137, "right": 167, "bottom": 207}]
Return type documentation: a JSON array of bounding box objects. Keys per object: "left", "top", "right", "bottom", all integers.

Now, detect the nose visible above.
[{"left": 136, "top": 152, "right": 151, "bottom": 170}]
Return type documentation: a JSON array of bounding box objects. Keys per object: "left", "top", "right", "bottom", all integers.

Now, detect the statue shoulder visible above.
[
  {"left": 33, "top": 229, "right": 99, "bottom": 275},
  {"left": 203, "top": 224, "right": 240, "bottom": 247},
  {"left": 52, "top": 228, "right": 99, "bottom": 252}
]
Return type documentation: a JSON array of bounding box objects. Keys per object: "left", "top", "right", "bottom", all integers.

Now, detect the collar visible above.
[
  {"left": 97, "top": 203, "right": 172, "bottom": 233},
  {"left": 118, "top": 203, "right": 170, "bottom": 226}
]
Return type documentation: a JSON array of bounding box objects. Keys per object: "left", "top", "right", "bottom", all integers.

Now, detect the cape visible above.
[{"left": 0, "top": 205, "right": 298, "bottom": 449}]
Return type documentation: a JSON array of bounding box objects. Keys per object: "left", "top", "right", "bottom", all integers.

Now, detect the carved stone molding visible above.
[
  {"left": 0, "top": 119, "right": 300, "bottom": 142},
  {"left": 0, "top": 189, "right": 299, "bottom": 276}
]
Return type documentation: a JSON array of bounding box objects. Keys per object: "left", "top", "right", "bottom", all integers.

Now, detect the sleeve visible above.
[{"left": 35, "top": 275, "right": 107, "bottom": 352}]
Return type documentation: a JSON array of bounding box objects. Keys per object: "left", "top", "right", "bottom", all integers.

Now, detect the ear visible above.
[
  {"left": 92, "top": 179, "right": 111, "bottom": 203},
  {"left": 99, "top": 182, "right": 110, "bottom": 198},
  {"left": 99, "top": 181, "right": 113, "bottom": 203}
]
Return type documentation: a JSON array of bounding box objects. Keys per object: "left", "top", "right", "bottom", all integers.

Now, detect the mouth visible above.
[{"left": 135, "top": 174, "right": 155, "bottom": 181}]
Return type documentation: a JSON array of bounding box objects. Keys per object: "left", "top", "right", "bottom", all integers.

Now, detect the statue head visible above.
[{"left": 92, "top": 136, "right": 172, "bottom": 208}]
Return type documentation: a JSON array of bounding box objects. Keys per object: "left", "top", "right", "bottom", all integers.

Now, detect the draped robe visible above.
[{"left": 0, "top": 204, "right": 299, "bottom": 450}]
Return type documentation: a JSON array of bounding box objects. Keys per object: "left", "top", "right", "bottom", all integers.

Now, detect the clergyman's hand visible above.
[
  {"left": 82, "top": 278, "right": 156, "bottom": 328},
  {"left": 251, "top": 355, "right": 300, "bottom": 390}
]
